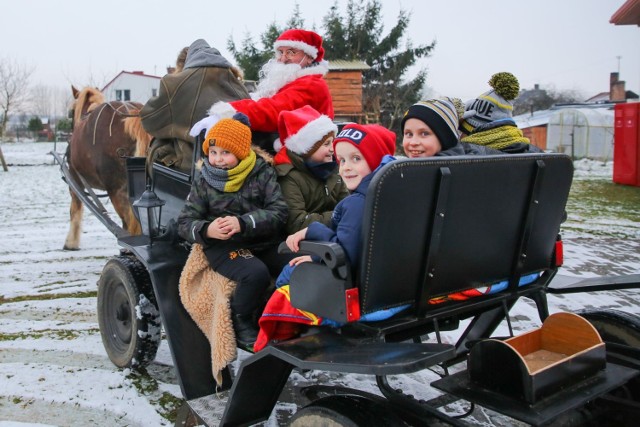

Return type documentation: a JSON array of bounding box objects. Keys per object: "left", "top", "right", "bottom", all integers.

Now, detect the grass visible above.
[
  {"left": 126, "top": 368, "right": 182, "bottom": 423},
  {"left": 0, "top": 328, "right": 99, "bottom": 342},
  {"left": 564, "top": 176, "right": 640, "bottom": 239},
  {"left": 0, "top": 291, "right": 97, "bottom": 305}
]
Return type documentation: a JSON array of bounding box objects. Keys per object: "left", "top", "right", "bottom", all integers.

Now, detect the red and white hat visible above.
[
  {"left": 277, "top": 105, "right": 338, "bottom": 155},
  {"left": 274, "top": 29, "right": 325, "bottom": 63},
  {"left": 333, "top": 123, "right": 396, "bottom": 170}
]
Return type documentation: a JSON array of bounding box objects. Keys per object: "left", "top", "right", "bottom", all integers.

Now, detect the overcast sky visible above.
[{"left": 3, "top": 0, "right": 639, "bottom": 102}]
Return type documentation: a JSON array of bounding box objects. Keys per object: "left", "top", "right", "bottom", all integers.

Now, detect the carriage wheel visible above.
[
  {"left": 578, "top": 309, "right": 640, "bottom": 424},
  {"left": 97, "top": 255, "right": 161, "bottom": 368},
  {"left": 288, "top": 395, "right": 408, "bottom": 427}
]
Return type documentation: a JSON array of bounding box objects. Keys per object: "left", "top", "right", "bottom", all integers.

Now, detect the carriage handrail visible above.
[{"left": 50, "top": 150, "right": 130, "bottom": 239}]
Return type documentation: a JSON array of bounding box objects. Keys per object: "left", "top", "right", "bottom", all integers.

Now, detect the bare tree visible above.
[
  {"left": 0, "top": 57, "right": 35, "bottom": 139},
  {"left": 30, "top": 84, "right": 53, "bottom": 117},
  {"left": 0, "top": 57, "right": 34, "bottom": 171}
]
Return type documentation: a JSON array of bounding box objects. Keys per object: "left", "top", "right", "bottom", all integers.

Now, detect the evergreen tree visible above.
[
  {"left": 28, "top": 116, "right": 43, "bottom": 138},
  {"left": 322, "top": 0, "right": 434, "bottom": 134}
]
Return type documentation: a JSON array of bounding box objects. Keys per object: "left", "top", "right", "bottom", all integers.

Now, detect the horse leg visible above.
[
  {"left": 63, "top": 190, "right": 84, "bottom": 250},
  {"left": 110, "top": 189, "right": 141, "bottom": 236}
]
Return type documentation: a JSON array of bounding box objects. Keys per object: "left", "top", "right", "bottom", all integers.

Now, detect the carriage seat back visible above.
[{"left": 289, "top": 154, "right": 574, "bottom": 323}]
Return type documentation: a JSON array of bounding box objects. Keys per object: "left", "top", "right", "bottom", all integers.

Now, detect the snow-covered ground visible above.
[{"left": 0, "top": 141, "right": 639, "bottom": 426}]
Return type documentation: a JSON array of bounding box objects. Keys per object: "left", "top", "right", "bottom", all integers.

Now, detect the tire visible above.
[
  {"left": 579, "top": 309, "right": 640, "bottom": 348},
  {"left": 97, "top": 255, "right": 161, "bottom": 368},
  {"left": 288, "top": 395, "right": 408, "bottom": 427},
  {"left": 578, "top": 309, "right": 640, "bottom": 425}
]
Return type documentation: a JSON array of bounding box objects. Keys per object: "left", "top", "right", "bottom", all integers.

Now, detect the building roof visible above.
[
  {"left": 585, "top": 91, "right": 611, "bottom": 103},
  {"left": 101, "top": 70, "right": 161, "bottom": 92},
  {"left": 327, "top": 60, "right": 370, "bottom": 71},
  {"left": 610, "top": 0, "right": 640, "bottom": 26},
  {"left": 514, "top": 102, "right": 616, "bottom": 129}
]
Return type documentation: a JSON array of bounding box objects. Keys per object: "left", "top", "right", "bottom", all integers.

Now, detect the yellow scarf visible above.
[
  {"left": 201, "top": 150, "right": 257, "bottom": 192},
  {"left": 462, "top": 125, "right": 530, "bottom": 150}
]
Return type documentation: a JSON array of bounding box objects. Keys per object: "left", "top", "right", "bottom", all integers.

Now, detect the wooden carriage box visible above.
[{"left": 467, "top": 312, "right": 606, "bottom": 404}]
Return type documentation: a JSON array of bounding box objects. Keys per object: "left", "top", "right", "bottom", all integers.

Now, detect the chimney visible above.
[
  {"left": 534, "top": 83, "right": 540, "bottom": 90},
  {"left": 610, "top": 72, "right": 626, "bottom": 101}
]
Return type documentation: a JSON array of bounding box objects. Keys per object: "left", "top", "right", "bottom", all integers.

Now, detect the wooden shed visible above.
[{"left": 325, "top": 60, "right": 370, "bottom": 123}]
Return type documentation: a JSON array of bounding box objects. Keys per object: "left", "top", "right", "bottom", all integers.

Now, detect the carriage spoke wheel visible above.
[
  {"left": 98, "top": 255, "right": 161, "bottom": 369},
  {"left": 288, "top": 395, "right": 408, "bottom": 427},
  {"left": 578, "top": 309, "right": 640, "bottom": 425}
]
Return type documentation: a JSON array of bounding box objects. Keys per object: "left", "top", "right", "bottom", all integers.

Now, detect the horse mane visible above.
[
  {"left": 73, "top": 87, "right": 105, "bottom": 125},
  {"left": 124, "top": 114, "right": 152, "bottom": 157}
]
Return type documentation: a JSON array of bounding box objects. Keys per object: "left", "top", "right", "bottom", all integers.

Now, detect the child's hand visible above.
[
  {"left": 206, "top": 217, "right": 240, "bottom": 240},
  {"left": 286, "top": 227, "right": 307, "bottom": 252},
  {"left": 217, "top": 216, "right": 241, "bottom": 237},
  {"left": 289, "top": 255, "right": 312, "bottom": 266}
]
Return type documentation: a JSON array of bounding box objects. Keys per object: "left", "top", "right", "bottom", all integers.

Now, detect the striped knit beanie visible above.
[
  {"left": 460, "top": 72, "right": 520, "bottom": 134},
  {"left": 401, "top": 97, "right": 462, "bottom": 151},
  {"left": 202, "top": 113, "right": 252, "bottom": 160}
]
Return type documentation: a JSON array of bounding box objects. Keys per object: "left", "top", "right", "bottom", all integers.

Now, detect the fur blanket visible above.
[{"left": 178, "top": 243, "right": 237, "bottom": 385}]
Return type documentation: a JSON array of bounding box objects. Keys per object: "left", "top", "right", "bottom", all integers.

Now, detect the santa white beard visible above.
[{"left": 251, "top": 59, "right": 303, "bottom": 99}]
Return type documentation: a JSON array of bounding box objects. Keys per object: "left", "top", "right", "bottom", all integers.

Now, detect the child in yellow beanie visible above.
[{"left": 178, "top": 112, "right": 290, "bottom": 349}]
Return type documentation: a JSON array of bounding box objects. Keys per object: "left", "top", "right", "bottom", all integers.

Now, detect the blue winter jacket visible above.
[{"left": 305, "top": 155, "right": 395, "bottom": 272}]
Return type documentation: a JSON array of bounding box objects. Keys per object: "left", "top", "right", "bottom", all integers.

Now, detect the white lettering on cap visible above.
[{"left": 336, "top": 128, "right": 366, "bottom": 144}]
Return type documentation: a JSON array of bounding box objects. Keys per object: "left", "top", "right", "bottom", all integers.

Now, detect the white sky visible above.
[{"left": 3, "top": 0, "right": 639, "bottom": 102}]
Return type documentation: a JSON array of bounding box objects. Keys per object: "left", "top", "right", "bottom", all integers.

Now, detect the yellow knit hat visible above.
[{"left": 202, "top": 113, "right": 252, "bottom": 160}]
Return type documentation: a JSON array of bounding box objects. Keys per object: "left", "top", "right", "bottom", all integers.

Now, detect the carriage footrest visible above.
[
  {"left": 219, "top": 332, "right": 454, "bottom": 426},
  {"left": 432, "top": 363, "right": 639, "bottom": 427},
  {"left": 268, "top": 332, "right": 455, "bottom": 375}
]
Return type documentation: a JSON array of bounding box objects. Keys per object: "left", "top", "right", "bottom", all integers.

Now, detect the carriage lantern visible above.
[{"left": 133, "top": 184, "right": 165, "bottom": 244}]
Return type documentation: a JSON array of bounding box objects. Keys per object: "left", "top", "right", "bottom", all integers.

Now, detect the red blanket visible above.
[{"left": 254, "top": 285, "right": 322, "bottom": 352}]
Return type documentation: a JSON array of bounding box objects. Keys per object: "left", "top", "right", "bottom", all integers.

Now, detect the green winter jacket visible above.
[
  {"left": 275, "top": 150, "right": 349, "bottom": 234},
  {"left": 177, "top": 154, "right": 287, "bottom": 252}
]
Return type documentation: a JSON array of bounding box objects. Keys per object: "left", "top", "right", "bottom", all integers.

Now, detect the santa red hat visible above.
[
  {"left": 333, "top": 124, "right": 396, "bottom": 170},
  {"left": 273, "top": 29, "right": 325, "bottom": 63},
  {"left": 277, "top": 106, "right": 337, "bottom": 156}
]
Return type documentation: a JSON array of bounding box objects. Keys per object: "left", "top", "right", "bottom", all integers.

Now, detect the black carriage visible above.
[{"left": 52, "top": 140, "right": 640, "bottom": 426}]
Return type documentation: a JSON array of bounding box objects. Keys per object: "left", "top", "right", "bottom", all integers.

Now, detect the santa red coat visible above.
[{"left": 209, "top": 65, "right": 334, "bottom": 133}]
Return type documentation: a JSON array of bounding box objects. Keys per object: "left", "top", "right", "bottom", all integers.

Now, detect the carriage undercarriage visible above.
[{"left": 52, "top": 145, "right": 640, "bottom": 426}]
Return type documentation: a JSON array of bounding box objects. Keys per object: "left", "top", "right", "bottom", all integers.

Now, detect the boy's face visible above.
[
  {"left": 308, "top": 135, "right": 335, "bottom": 163},
  {"left": 208, "top": 145, "right": 239, "bottom": 170},
  {"left": 335, "top": 142, "right": 372, "bottom": 191},
  {"left": 402, "top": 118, "right": 443, "bottom": 158}
]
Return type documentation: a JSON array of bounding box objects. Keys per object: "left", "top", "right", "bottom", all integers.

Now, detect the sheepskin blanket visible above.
[{"left": 179, "top": 243, "right": 237, "bottom": 386}]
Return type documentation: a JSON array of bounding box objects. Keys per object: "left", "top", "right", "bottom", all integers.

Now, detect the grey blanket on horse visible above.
[{"left": 141, "top": 39, "right": 249, "bottom": 172}]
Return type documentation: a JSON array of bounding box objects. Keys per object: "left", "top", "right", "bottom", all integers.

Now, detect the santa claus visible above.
[{"left": 190, "top": 29, "right": 334, "bottom": 152}]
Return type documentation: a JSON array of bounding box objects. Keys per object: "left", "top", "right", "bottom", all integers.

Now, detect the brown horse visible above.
[{"left": 63, "top": 86, "right": 152, "bottom": 250}]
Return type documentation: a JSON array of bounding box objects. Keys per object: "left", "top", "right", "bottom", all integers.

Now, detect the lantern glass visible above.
[{"left": 132, "top": 185, "right": 165, "bottom": 241}]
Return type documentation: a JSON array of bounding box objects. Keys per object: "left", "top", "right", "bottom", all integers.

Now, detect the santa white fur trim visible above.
[
  {"left": 273, "top": 40, "right": 318, "bottom": 61},
  {"left": 286, "top": 115, "right": 338, "bottom": 155},
  {"left": 208, "top": 101, "right": 237, "bottom": 119}
]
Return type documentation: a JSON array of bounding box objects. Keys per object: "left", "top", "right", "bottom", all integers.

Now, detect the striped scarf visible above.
[
  {"left": 201, "top": 150, "right": 256, "bottom": 192},
  {"left": 461, "top": 125, "right": 530, "bottom": 151}
]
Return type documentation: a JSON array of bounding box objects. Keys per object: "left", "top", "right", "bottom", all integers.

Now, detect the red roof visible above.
[{"left": 610, "top": 0, "right": 640, "bottom": 26}]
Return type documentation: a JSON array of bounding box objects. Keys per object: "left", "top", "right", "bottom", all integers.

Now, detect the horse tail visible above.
[{"left": 124, "top": 115, "right": 152, "bottom": 157}]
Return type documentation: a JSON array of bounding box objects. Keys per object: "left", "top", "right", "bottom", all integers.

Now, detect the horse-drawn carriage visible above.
[
  {"left": 53, "top": 133, "right": 640, "bottom": 426},
  {"left": 52, "top": 84, "right": 640, "bottom": 426}
]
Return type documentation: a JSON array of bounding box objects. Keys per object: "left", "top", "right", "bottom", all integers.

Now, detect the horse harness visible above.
[{"left": 78, "top": 101, "right": 141, "bottom": 146}]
